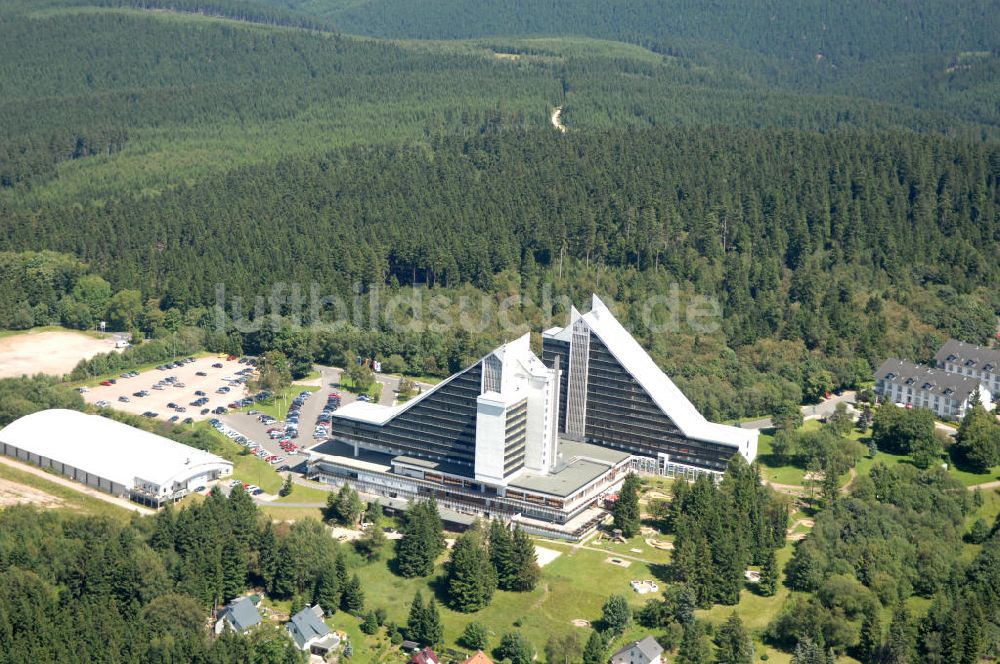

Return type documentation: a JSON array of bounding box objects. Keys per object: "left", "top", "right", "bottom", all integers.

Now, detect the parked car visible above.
[
  {"left": 99, "top": 380, "right": 112, "bottom": 386},
  {"left": 118, "top": 396, "right": 130, "bottom": 402},
  {"left": 212, "top": 363, "right": 224, "bottom": 368},
  {"left": 195, "top": 371, "right": 207, "bottom": 377},
  {"left": 182, "top": 417, "right": 194, "bottom": 424}
]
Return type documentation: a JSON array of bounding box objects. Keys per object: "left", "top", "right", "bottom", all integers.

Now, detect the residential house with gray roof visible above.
[
  {"left": 610, "top": 635, "right": 663, "bottom": 664},
  {"left": 215, "top": 596, "right": 261, "bottom": 635},
  {"left": 286, "top": 605, "right": 339, "bottom": 655}
]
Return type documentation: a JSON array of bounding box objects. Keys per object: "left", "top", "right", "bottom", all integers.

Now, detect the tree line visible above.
[{"left": 0, "top": 489, "right": 368, "bottom": 663}]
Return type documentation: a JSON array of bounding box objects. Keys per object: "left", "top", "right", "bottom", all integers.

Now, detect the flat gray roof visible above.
[
  {"left": 509, "top": 458, "right": 610, "bottom": 498},
  {"left": 508, "top": 439, "right": 629, "bottom": 498},
  {"left": 310, "top": 440, "right": 393, "bottom": 471},
  {"left": 557, "top": 439, "right": 632, "bottom": 465},
  {"left": 393, "top": 455, "right": 472, "bottom": 478}
]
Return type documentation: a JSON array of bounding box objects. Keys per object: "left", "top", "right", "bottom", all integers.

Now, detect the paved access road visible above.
[{"left": 740, "top": 391, "right": 857, "bottom": 430}]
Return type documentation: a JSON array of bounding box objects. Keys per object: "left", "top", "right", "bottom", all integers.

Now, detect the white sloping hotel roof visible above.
[
  {"left": 0, "top": 409, "right": 232, "bottom": 488},
  {"left": 546, "top": 295, "right": 756, "bottom": 454}
]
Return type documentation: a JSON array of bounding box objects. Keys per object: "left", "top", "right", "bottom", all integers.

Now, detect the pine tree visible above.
[
  {"left": 407, "top": 591, "right": 427, "bottom": 644},
  {"left": 613, "top": 474, "right": 642, "bottom": 538},
  {"left": 582, "top": 630, "right": 605, "bottom": 664},
  {"left": 489, "top": 520, "right": 515, "bottom": 589},
  {"left": 256, "top": 520, "right": 278, "bottom": 591},
  {"left": 883, "top": 603, "right": 914, "bottom": 664},
  {"left": 508, "top": 526, "right": 540, "bottom": 591},
  {"left": 360, "top": 611, "right": 379, "bottom": 635},
  {"left": 791, "top": 638, "right": 823, "bottom": 664},
  {"left": 356, "top": 519, "right": 388, "bottom": 561},
  {"left": 149, "top": 502, "right": 176, "bottom": 551},
  {"left": 674, "top": 584, "right": 697, "bottom": 625},
  {"left": 759, "top": 547, "right": 779, "bottom": 597},
  {"left": 447, "top": 528, "right": 497, "bottom": 612},
  {"left": 715, "top": 612, "right": 754, "bottom": 663},
  {"left": 396, "top": 499, "right": 444, "bottom": 577},
  {"left": 678, "top": 621, "right": 712, "bottom": 664},
  {"left": 424, "top": 598, "right": 443, "bottom": 646},
  {"left": 857, "top": 602, "right": 882, "bottom": 664},
  {"left": 220, "top": 539, "right": 247, "bottom": 602},
  {"left": 714, "top": 534, "right": 745, "bottom": 605},
  {"left": 312, "top": 565, "right": 341, "bottom": 616},
  {"left": 335, "top": 553, "right": 349, "bottom": 590},
  {"left": 341, "top": 573, "right": 364, "bottom": 614}
]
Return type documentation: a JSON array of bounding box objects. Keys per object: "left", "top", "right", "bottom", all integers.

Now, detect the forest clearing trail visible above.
[{"left": 551, "top": 106, "right": 566, "bottom": 133}]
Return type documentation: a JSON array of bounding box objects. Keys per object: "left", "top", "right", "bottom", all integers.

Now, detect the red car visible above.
[{"left": 100, "top": 380, "right": 113, "bottom": 386}]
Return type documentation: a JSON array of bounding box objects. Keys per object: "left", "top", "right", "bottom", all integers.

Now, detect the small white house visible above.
[
  {"left": 286, "top": 605, "right": 340, "bottom": 655},
  {"left": 610, "top": 636, "right": 663, "bottom": 664},
  {"left": 215, "top": 596, "right": 261, "bottom": 635}
]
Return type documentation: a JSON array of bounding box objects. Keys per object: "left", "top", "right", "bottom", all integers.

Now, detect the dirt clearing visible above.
[
  {"left": 0, "top": 477, "right": 65, "bottom": 509},
  {"left": 0, "top": 329, "right": 118, "bottom": 379}
]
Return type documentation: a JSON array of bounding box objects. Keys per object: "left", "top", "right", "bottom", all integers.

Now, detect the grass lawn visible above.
[
  {"left": 339, "top": 373, "right": 383, "bottom": 401},
  {"left": 230, "top": 450, "right": 284, "bottom": 494},
  {"left": 260, "top": 505, "right": 325, "bottom": 522},
  {"left": 346, "top": 543, "right": 665, "bottom": 659},
  {"left": 755, "top": 430, "right": 807, "bottom": 486},
  {"left": 273, "top": 480, "right": 334, "bottom": 504},
  {"left": 947, "top": 463, "right": 1000, "bottom": 487},
  {"left": 0, "top": 324, "right": 109, "bottom": 340},
  {"left": 242, "top": 384, "right": 320, "bottom": 421},
  {"left": 586, "top": 530, "right": 672, "bottom": 562},
  {"left": 0, "top": 461, "right": 135, "bottom": 522}
]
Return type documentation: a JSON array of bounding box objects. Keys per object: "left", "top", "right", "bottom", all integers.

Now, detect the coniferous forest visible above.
[{"left": 1, "top": 0, "right": 1000, "bottom": 662}]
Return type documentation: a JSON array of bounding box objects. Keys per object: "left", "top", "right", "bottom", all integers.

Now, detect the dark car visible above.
[
  {"left": 201, "top": 408, "right": 211, "bottom": 415},
  {"left": 142, "top": 411, "right": 158, "bottom": 418},
  {"left": 182, "top": 417, "right": 194, "bottom": 424},
  {"left": 212, "top": 363, "right": 224, "bottom": 368}
]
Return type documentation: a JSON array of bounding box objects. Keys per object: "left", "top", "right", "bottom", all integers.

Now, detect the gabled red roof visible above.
[
  {"left": 409, "top": 647, "right": 439, "bottom": 664},
  {"left": 462, "top": 651, "right": 494, "bottom": 664}
]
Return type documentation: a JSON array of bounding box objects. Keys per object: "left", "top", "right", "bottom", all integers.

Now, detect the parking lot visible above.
[
  {"left": 220, "top": 365, "right": 369, "bottom": 464},
  {"left": 81, "top": 355, "right": 252, "bottom": 423}
]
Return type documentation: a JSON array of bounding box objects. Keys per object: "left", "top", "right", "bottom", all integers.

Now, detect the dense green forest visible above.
[
  {"left": 1, "top": 0, "right": 999, "bottom": 204},
  {"left": 260, "top": 0, "right": 1000, "bottom": 126},
  {"left": 3, "top": 126, "right": 998, "bottom": 418},
  {"left": 2, "top": 1, "right": 1000, "bottom": 661},
  {"left": 0, "top": 491, "right": 363, "bottom": 663}
]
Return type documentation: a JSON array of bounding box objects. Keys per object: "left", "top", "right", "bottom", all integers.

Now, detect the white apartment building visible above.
[
  {"left": 934, "top": 339, "right": 1000, "bottom": 401},
  {"left": 874, "top": 358, "right": 993, "bottom": 421}
]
